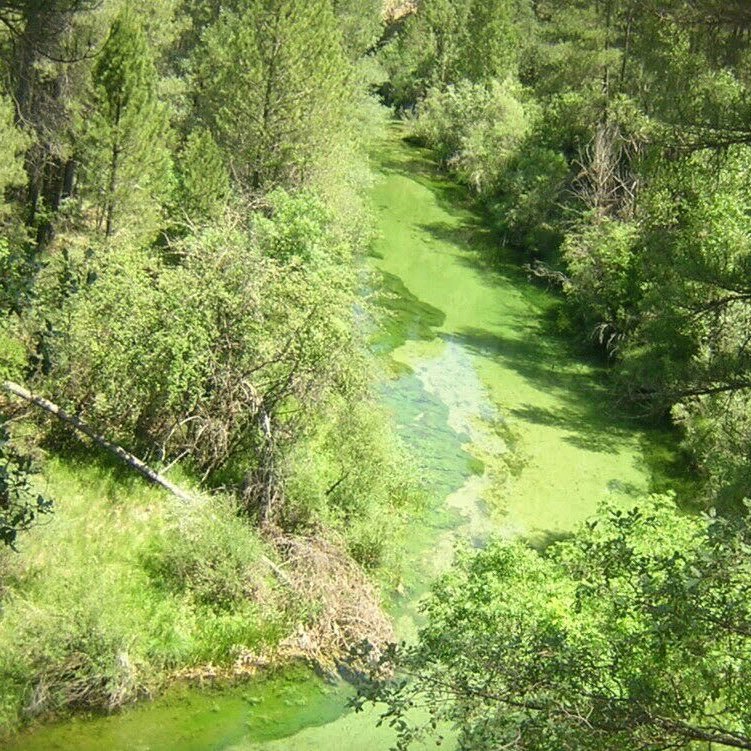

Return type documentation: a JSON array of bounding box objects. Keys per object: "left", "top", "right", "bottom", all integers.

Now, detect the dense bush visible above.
[
  {"left": 37, "top": 191, "right": 358, "bottom": 483},
  {"left": 282, "top": 396, "right": 423, "bottom": 572},
  {"left": 561, "top": 215, "right": 639, "bottom": 347},
  {"left": 362, "top": 497, "right": 751, "bottom": 750},
  {"left": 412, "top": 79, "right": 531, "bottom": 194},
  {"left": 0, "top": 425, "right": 53, "bottom": 550},
  {"left": 489, "top": 140, "right": 568, "bottom": 255}
]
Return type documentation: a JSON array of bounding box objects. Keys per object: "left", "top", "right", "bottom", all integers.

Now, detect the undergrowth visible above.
[{"left": 0, "top": 400, "right": 422, "bottom": 737}]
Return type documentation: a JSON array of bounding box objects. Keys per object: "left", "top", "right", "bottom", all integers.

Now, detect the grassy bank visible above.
[
  {"left": 0, "top": 456, "right": 289, "bottom": 733},
  {"left": 0, "top": 424, "right": 412, "bottom": 736}
]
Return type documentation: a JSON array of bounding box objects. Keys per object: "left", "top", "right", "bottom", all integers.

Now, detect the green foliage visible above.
[
  {"left": 0, "top": 0, "right": 420, "bottom": 734},
  {"left": 361, "top": 497, "right": 751, "bottom": 750},
  {"left": 380, "top": 0, "right": 469, "bottom": 105},
  {"left": 333, "top": 0, "right": 383, "bottom": 60},
  {"left": 561, "top": 215, "right": 639, "bottom": 346},
  {"left": 81, "top": 10, "right": 173, "bottom": 241},
  {"left": 672, "top": 395, "right": 751, "bottom": 508},
  {"left": 490, "top": 140, "right": 568, "bottom": 254},
  {"left": 529, "top": 0, "right": 621, "bottom": 100},
  {"left": 0, "top": 233, "right": 38, "bottom": 316},
  {"left": 144, "top": 496, "right": 279, "bottom": 612},
  {"left": 0, "top": 93, "right": 29, "bottom": 208},
  {"left": 195, "top": 0, "right": 350, "bottom": 193},
  {"left": 39, "top": 191, "right": 359, "bottom": 482},
  {"left": 412, "top": 79, "right": 531, "bottom": 194},
  {"left": 460, "top": 0, "right": 533, "bottom": 83},
  {"left": 379, "top": 0, "right": 533, "bottom": 107},
  {"left": 0, "top": 424, "right": 53, "bottom": 550},
  {"left": 282, "top": 396, "right": 423, "bottom": 572},
  {"left": 0, "top": 321, "right": 27, "bottom": 382},
  {"left": 0, "top": 459, "right": 287, "bottom": 731},
  {"left": 173, "top": 126, "right": 230, "bottom": 226},
  {"left": 141, "top": 504, "right": 294, "bottom": 672},
  {"left": 614, "top": 145, "right": 751, "bottom": 502}
]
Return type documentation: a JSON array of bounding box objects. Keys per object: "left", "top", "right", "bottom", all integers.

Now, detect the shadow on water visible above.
[
  {"left": 374, "top": 137, "right": 474, "bottom": 215},
  {"left": 376, "top": 130, "right": 697, "bottom": 504},
  {"left": 369, "top": 270, "right": 445, "bottom": 355},
  {"left": 448, "top": 320, "right": 694, "bottom": 495},
  {"left": 524, "top": 527, "right": 575, "bottom": 552},
  {"left": 416, "top": 214, "right": 566, "bottom": 319},
  {"left": 441, "top": 325, "right": 633, "bottom": 449},
  {"left": 416, "top": 219, "right": 487, "bottom": 254}
]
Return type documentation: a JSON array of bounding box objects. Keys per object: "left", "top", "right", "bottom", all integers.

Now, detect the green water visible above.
[{"left": 6, "top": 128, "right": 687, "bottom": 751}]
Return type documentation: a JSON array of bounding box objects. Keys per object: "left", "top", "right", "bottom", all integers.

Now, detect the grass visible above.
[
  {"left": 0, "top": 455, "right": 289, "bottom": 736},
  {"left": 0, "top": 395, "right": 424, "bottom": 740}
]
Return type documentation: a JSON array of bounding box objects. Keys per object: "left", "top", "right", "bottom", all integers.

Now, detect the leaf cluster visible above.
[{"left": 361, "top": 499, "right": 751, "bottom": 750}]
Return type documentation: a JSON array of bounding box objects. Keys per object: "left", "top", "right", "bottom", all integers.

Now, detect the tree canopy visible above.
[{"left": 359, "top": 499, "right": 751, "bottom": 750}]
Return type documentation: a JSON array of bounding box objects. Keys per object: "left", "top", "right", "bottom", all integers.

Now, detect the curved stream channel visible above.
[{"left": 7, "top": 129, "right": 687, "bottom": 751}]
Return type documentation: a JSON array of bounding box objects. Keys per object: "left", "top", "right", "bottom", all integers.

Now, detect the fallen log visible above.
[
  {"left": 1, "top": 380, "right": 293, "bottom": 586},
  {"left": 2, "top": 380, "right": 193, "bottom": 502}
]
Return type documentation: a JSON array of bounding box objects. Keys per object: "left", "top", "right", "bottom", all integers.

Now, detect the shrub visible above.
[
  {"left": 490, "top": 141, "right": 569, "bottom": 254},
  {"left": 143, "top": 496, "right": 278, "bottom": 612},
  {"left": 282, "top": 396, "right": 423, "bottom": 574},
  {"left": 412, "top": 78, "right": 531, "bottom": 194},
  {"left": 37, "top": 193, "right": 360, "bottom": 481}
]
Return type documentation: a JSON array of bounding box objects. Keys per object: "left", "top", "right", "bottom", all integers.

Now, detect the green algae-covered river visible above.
[{"left": 6, "top": 128, "right": 686, "bottom": 751}]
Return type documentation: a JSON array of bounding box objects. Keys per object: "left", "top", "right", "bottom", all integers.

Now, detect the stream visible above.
[{"left": 6, "top": 128, "right": 687, "bottom": 751}]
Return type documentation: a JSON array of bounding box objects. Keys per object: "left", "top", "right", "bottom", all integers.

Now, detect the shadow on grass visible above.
[{"left": 41, "top": 433, "right": 184, "bottom": 502}]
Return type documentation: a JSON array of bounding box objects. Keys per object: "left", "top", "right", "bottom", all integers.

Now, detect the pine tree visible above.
[
  {"left": 174, "top": 126, "right": 230, "bottom": 226},
  {"left": 462, "top": 0, "right": 532, "bottom": 82},
  {"left": 194, "top": 0, "right": 350, "bottom": 193},
  {"left": 333, "top": 0, "right": 383, "bottom": 60},
  {"left": 82, "top": 10, "right": 172, "bottom": 242}
]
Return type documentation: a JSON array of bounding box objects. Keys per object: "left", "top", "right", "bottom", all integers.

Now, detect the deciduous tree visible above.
[{"left": 358, "top": 499, "right": 751, "bottom": 750}]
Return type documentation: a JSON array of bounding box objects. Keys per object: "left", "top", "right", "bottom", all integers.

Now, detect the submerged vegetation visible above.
[{"left": 383, "top": 0, "right": 751, "bottom": 510}]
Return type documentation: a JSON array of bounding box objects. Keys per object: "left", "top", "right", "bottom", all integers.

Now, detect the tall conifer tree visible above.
[
  {"left": 82, "top": 11, "right": 171, "bottom": 241},
  {"left": 195, "top": 0, "right": 350, "bottom": 193}
]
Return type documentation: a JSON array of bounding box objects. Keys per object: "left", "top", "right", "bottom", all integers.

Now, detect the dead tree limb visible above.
[
  {"left": 2, "top": 380, "right": 193, "bottom": 502},
  {"left": 1, "top": 380, "right": 296, "bottom": 586}
]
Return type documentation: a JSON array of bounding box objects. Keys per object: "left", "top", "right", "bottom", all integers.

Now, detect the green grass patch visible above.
[{"left": 0, "top": 457, "right": 289, "bottom": 735}]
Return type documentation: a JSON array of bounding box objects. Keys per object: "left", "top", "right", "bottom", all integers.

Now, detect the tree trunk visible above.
[{"left": 2, "top": 380, "right": 193, "bottom": 502}]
